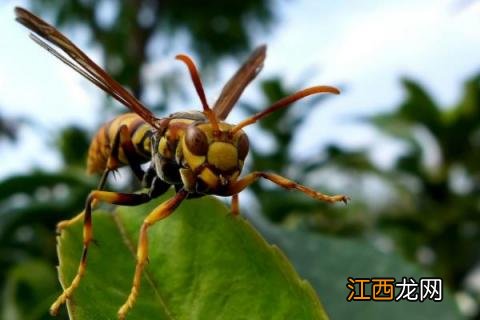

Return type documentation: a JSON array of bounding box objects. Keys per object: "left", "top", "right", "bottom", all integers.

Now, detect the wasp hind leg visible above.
[
  {"left": 57, "top": 125, "right": 146, "bottom": 232},
  {"left": 50, "top": 190, "right": 152, "bottom": 316},
  {"left": 118, "top": 189, "right": 188, "bottom": 320},
  {"left": 226, "top": 171, "right": 349, "bottom": 204}
]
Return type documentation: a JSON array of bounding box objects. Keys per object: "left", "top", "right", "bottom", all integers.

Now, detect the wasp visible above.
[{"left": 15, "top": 7, "right": 349, "bottom": 319}]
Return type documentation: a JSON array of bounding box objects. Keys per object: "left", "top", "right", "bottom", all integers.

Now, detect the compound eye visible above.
[
  {"left": 185, "top": 125, "right": 208, "bottom": 155},
  {"left": 237, "top": 133, "right": 249, "bottom": 160}
]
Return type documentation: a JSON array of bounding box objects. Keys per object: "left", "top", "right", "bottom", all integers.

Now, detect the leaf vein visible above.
[{"left": 111, "top": 212, "right": 176, "bottom": 320}]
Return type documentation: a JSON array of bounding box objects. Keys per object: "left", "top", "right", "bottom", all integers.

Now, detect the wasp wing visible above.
[
  {"left": 212, "top": 45, "right": 266, "bottom": 120},
  {"left": 14, "top": 7, "right": 158, "bottom": 128}
]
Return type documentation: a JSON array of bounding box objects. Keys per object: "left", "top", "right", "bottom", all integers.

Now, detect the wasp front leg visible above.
[
  {"left": 57, "top": 125, "right": 146, "bottom": 231},
  {"left": 118, "top": 189, "right": 188, "bottom": 320},
  {"left": 226, "top": 171, "right": 349, "bottom": 204},
  {"left": 50, "top": 190, "right": 152, "bottom": 316},
  {"left": 231, "top": 194, "right": 240, "bottom": 216}
]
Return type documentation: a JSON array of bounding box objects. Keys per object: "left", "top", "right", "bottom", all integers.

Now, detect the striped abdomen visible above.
[{"left": 87, "top": 113, "right": 153, "bottom": 174}]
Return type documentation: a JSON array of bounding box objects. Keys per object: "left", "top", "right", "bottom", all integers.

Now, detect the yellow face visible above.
[{"left": 180, "top": 122, "right": 249, "bottom": 193}]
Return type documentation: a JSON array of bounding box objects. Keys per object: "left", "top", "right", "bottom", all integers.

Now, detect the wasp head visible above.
[
  {"left": 180, "top": 121, "right": 248, "bottom": 193},
  {"left": 175, "top": 52, "right": 339, "bottom": 195}
]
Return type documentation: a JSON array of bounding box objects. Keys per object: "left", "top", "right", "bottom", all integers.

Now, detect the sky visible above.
[{"left": 1, "top": 0, "right": 480, "bottom": 179}]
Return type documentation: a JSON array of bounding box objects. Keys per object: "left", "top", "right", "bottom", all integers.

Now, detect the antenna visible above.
[
  {"left": 176, "top": 54, "right": 220, "bottom": 131},
  {"left": 231, "top": 85, "right": 340, "bottom": 134}
]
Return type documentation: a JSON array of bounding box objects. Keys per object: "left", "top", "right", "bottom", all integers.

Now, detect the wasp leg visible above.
[
  {"left": 118, "top": 189, "right": 189, "bottom": 320},
  {"left": 50, "top": 190, "right": 152, "bottom": 316},
  {"left": 114, "top": 124, "right": 146, "bottom": 182},
  {"left": 226, "top": 172, "right": 349, "bottom": 204},
  {"left": 57, "top": 125, "right": 146, "bottom": 232},
  {"left": 231, "top": 194, "right": 240, "bottom": 216}
]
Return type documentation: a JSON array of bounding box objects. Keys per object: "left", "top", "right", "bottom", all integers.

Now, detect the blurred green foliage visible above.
[
  {"left": 370, "top": 76, "right": 480, "bottom": 301},
  {"left": 257, "top": 219, "right": 462, "bottom": 320},
  {"left": 1, "top": 1, "right": 478, "bottom": 319},
  {"left": 248, "top": 75, "right": 480, "bottom": 317}
]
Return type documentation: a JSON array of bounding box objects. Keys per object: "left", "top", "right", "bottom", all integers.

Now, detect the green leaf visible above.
[{"left": 56, "top": 194, "right": 328, "bottom": 319}]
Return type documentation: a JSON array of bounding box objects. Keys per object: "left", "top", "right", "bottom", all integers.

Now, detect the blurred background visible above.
[{"left": 1, "top": 0, "right": 479, "bottom": 319}]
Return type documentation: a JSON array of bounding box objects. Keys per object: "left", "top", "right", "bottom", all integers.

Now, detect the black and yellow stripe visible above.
[{"left": 87, "top": 113, "right": 153, "bottom": 174}]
